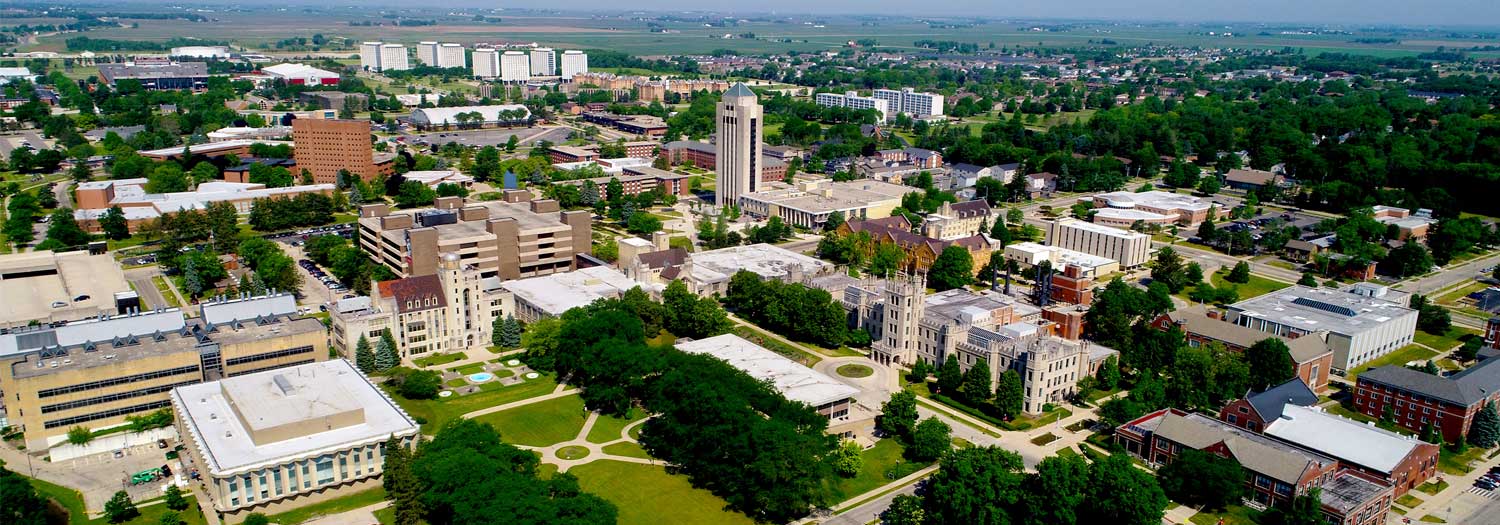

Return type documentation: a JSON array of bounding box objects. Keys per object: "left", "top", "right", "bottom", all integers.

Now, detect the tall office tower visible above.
[
  {"left": 500, "top": 51, "right": 530, "bottom": 83},
  {"left": 530, "top": 48, "right": 555, "bottom": 76},
  {"left": 417, "top": 42, "right": 440, "bottom": 65},
  {"left": 715, "top": 83, "right": 762, "bottom": 208},
  {"left": 360, "top": 42, "right": 383, "bottom": 70},
  {"left": 472, "top": 48, "right": 500, "bottom": 78},
  {"left": 871, "top": 271, "right": 927, "bottom": 366},
  {"left": 379, "top": 44, "right": 410, "bottom": 71},
  {"left": 437, "top": 43, "right": 465, "bottom": 68},
  {"left": 560, "top": 50, "right": 589, "bottom": 78}
]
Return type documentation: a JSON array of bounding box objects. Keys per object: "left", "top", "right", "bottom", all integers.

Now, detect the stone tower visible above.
[{"left": 873, "top": 271, "right": 926, "bottom": 366}]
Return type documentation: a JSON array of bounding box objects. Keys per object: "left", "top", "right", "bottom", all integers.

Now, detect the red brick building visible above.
[
  {"left": 1152, "top": 306, "right": 1335, "bottom": 391},
  {"left": 1352, "top": 347, "right": 1500, "bottom": 444},
  {"left": 659, "top": 140, "right": 787, "bottom": 183},
  {"left": 1219, "top": 378, "right": 1321, "bottom": 433},
  {"left": 1258, "top": 404, "right": 1439, "bottom": 497},
  {"left": 554, "top": 166, "right": 693, "bottom": 197}
]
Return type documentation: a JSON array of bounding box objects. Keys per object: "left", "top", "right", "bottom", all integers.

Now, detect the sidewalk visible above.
[{"left": 1401, "top": 452, "right": 1500, "bottom": 520}]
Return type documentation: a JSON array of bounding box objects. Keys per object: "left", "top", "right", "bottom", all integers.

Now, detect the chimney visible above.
[
  {"left": 530, "top": 199, "right": 560, "bottom": 214},
  {"left": 434, "top": 196, "right": 462, "bottom": 210}
]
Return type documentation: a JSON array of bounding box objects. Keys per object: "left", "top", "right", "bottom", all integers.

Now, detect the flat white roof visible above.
[
  {"left": 688, "top": 243, "right": 832, "bottom": 283},
  {"left": 173, "top": 360, "right": 418, "bottom": 475},
  {"left": 0, "top": 251, "right": 132, "bottom": 326},
  {"left": 1096, "top": 190, "right": 1213, "bottom": 212},
  {"left": 1052, "top": 218, "right": 1150, "bottom": 240},
  {"left": 1005, "top": 242, "right": 1116, "bottom": 270},
  {"left": 501, "top": 266, "right": 645, "bottom": 316},
  {"left": 1263, "top": 404, "right": 1423, "bottom": 474},
  {"left": 1093, "top": 208, "right": 1171, "bottom": 221},
  {"left": 675, "top": 334, "right": 859, "bottom": 407}
]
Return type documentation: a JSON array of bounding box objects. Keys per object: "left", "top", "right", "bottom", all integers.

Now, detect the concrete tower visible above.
[
  {"left": 872, "top": 271, "right": 926, "bottom": 366},
  {"left": 715, "top": 83, "right": 762, "bottom": 208}
]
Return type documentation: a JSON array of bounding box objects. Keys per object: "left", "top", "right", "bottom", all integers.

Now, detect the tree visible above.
[
  {"left": 1457, "top": 338, "right": 1483, "bottom": 362},
  {"left": 1082, "top": 453, "right": 1169, "bottom": 525},
  {"left": 1149, "top": 247, "right": 1190, "bottom": 293},
  {"left": 830, "top": 440, "right": 863, "bottom": 477},
  {"left": 394, "top": 368, "right": 441, "bottom": 399},
  {"left": 1097, "top": 355, "right": 1120, "bottom": 390},
  {"left": 869, "top": 242, "right": 905, "bottom": 277},
  {"left": 1197, "top": 174, "right": 1221, "bottom": 194},
  {"left": 1298, "top": 272, "right": 1318, "bottom": 286},
  {"left": 157, "top": 510, "right": 181, "bottom": 525},
  {"left": 0, "top": 462, "right": 49, "bottom": 525},
  {"left": 937, "top": 355, "right": 963, "bottom": 394},
  {"left": 1382, "top": 242, "right": 1434, "bottom": 278},
  {"left": 1471, "top": 401, "right": 1500, "bottom": 448},
  {"left": 879, "top": 389, "right": 920, "bottom": 440},
  {"left": 662, "top": 279, "right": 731, "bottom": 338},
  {"left": 494, "top": 315, "right": 523, "bottom": 348},
  {"left": 382, "top": 437, "right": 424, "bottom": 525},
  {"left": 104, "top": 491, "right": 139, "bottom": 523},
  {"left": 1226, "top": 261, "right": 1251, "bottom": 283},
  {"left": 994, "top": 369, "right": 1024, "bottom": 420},
  {"left": 375, "top": 337, "right": 399, "bottom": 371},
  {"left": 242, "top": 514, "right": 270, "bottom": 525},
  {"left": 146, "top": 164, "right": 188, "bottom": 194},
  {"left": 626, "top": 212, "right": 662, "bottom": 235},
  {"left": 928, "top": 245, "right": 974, "bottom": 291},
  {"left": 908, "top": 417, "right": 952, "bottom": 462},
  {"left": 1261, "top": 488, "right": 1323, "bottom": 525},
  {"left": 99, "top": 206, "right": 131, "bottom": 240},
  {"left": 882, "top": 494, "right": 926, "bottom": 525},
  {"left": 395, "top": 180, "right": 437, "bottom": 208},
  {"left": 961, "top": 358, "right": 993, "bottom": 405},
  {"left": 41, "top": 208, "right": 91, "bottom": 248},
  {"left": 354, "top": 335, "right": 376, "bottom": 373},
  {"left": 824, "top": 210, "right": 845, "bottom": 232},
  {"left": 1157, "top": 449, "right": 1244, "bottom": 511},
  {"left": 1246, "top": 338, "right": 1296, "bottom": 391},
  {"left": 921, "top": 445, "right": 1026, "bottom": 525},
  {"left": 163, "top": 484, "right": 188, "bottom": 511},
  {"left": 1022, "top": 454, "right": 1089, "bottom": 524},
  {"left": 67, "top": 426, "right": 93, "bottom": 445}
]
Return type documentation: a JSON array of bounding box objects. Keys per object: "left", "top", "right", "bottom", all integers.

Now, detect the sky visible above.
[{"left": 483, "top": 0, "right": 1498, "bottom": 27}]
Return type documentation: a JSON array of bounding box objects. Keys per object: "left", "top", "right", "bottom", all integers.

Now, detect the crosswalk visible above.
[{"left": 1466, "top": 486, "right": 1500, "bottom": 500}]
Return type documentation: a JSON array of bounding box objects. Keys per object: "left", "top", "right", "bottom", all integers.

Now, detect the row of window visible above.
[
  {"left": 38, "top": 365, "right": 201, "bottom": 398},
  {"left": 44, "top": 399, "right": 172, "bottom": 429},
  {"left": 229, "top": 359, "right": 316, "bottom": 378},
  {"left": 224, "top": 345, "right": 315, "bottom": 367},
  {"left": 41, "top": 380, "right": 197, "bottom": 414},
  {"left": 226, "top": 447, "right": 379, "bottom": 507}
]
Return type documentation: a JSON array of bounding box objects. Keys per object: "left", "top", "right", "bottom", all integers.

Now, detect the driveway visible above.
[{"left": 124, "top": 267, "right": 171, "bottom": 310}]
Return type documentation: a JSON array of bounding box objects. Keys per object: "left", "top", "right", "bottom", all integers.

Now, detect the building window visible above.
[{"left": 315, "top": 458, "right": 335, "bottom": 485}]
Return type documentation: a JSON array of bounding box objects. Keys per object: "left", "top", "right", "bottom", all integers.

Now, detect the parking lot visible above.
[
  {"left": 49, "top": 439, "right": 185, "bottom": 511},
  {"left": 0, "top": 131, "right": 53, "bottom": 157},
  {"left": 268, "top": 224, "right": 356, "bottom": 308}
]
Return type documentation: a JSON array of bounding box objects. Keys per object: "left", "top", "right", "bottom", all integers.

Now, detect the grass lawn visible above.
[
  {"left": 1439, "top": 444, "right": 1488, "bottom": 475},
  {"left": 1030, "top": 433, "right": 1059, "bottom": 446},
  {"left": 820, "top": 438, "right": 928, "bottom": 504},
  {"left": 1436, "top": 280, "right": 1489, "bottom": 305},
  {"left": 601, "top": 441, "right": 652, "bottom": 459},
  {"left": 86, "top": 495, "right": 209, "bottom": 525},
  {"left": 443, "top": 378, "right": 467, "bottom": 388},
  {"left": 586, "top": 409, "right": 648, "bottom": 444},
  {"left": 385, "top": 373, "right": 559, "bottom": 433},
  {"left": 1419, "top": 515, "right": 1448, "bottom": 523},
  {"left": 1210, "top": 270, "right": 1293, "bottom": 299},
  {"left": 1413, "top": 327, "right": 1482, "bottom": 353},
  {"left": 264, "top": 486, "right": 386, "bottom": 525},
  {"left": 372, "top": 507, "right": 396, "bottom": 525},
  {"left": 835, "top": 364, "right": 873, "bottom": 378},
  {"left": 28, "top": 475, "right": 88, "bottom": 525},
  {"left": 150, "top": 276, "right": 182, "bottom": 308},
  {"left": 1055, "top": 447, "right": 1080, "bottom": 459},
  {"left": 452, "top": 363, "right": 486, "bottom": 375},
  {"left": 472, "top": 394, "right": 589, "bottom": 447},
  {"left": 1346, "top": 345, "right": 1439, "bottom": 378},
  {"left": 1188, "top": 505, "right": 1262, "bottom": 525},
  {"left": 1416, "top": 479, "right": 1450, "bottom": 496},
  {"left": 411, "top": 352, "right": 467, "bottom": 368},
  {"left": 1396, "top": 493, "right": 1424, "bottom": 508},
  {"left": 569, "top": 461, "right": 755, "bottom": 525}
]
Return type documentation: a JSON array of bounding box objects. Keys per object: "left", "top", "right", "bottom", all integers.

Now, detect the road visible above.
[
  {"left": 1400, "top": 252, "right": 1500, "bottom": 296},
  {"left": 124, "top": 268, "right": 170, "bottom": 310},
  {"left": 1159, "top": 241, "right": 1304, "bottom": 283},
  {"left": 819, "top": 478, "right": 924, "bottom": 525},
  {"left": 1452, "top": 490, "right": 1500, "bottom": 525}
]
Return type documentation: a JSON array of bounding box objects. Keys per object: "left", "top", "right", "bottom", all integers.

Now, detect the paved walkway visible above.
[
  {"left": 460, "top": 388, "right": 580, "bottom": 420},
  {"left": 301, "top": 500, "right": 389, "bottom": 525},
  {"left": 1399, "top": 452, "right": 1500, "bottom": 521},
  {"left": 514, "top": 412, "right": 661, "bottom": 473}
]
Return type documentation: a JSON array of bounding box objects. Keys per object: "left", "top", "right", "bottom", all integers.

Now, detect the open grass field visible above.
[
  {"left": 586, "top": 409, "right": 648, "bottom": 444},
  {"left": 569, "top": 461, "right": 756, "bottom": 525},
  {"left": 1413, "top": 326, "right": 1482, "bottom": 353},
  {"left": 385, "top": 372, "right": 559, "bottom": 433},
  {"left": 1210, "top": 270, "right": 1294, "bottom": 300},
  {"left": 16, "top": 10, "right": 1477, "bottom": 58},
  {"left": 600, "top": 441, "right": 652, "bottom": 459},
  {"left": 1189, "top": 505, "right": 1262, "bottom": 525},
  {"left": 1346, "top": 344, "right": 1439, "bottom": 378},
  {"left": 472, "top": 393, "right": 589, "bottom": 447},
  {"left": 264, "top": 486, "right": 386, "bottom": 525},
  {"left": 819, "top": 438, "right": 928, "bottom": 504}
]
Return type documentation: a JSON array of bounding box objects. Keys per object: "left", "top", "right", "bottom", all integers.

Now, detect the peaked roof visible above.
[
  {"left": 1153, "top": 411, "right": 1332, "bottom": 485},
  {"left": 723, "top": 82, "right": 756, "bottom": 100},
  {"left": 947, "top": 199, "right": 991, "bottom": 218},
  {"left": 384, "top": 274, "right": 447, "bottom": 314},
  {"left": 1263, "top": 405, "right": 1427, "bottom": 474},
  {"left": 1245, "top": 378, "right": 1319, "bottom": 422},
  {"left": 1359, "top": 351, "right": 1500, "bottom": 407}
]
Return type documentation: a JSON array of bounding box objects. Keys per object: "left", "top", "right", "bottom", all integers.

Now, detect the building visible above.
[
  {"left": 530, "top": 48, "right": 555, "bottom": 76},
  {"left": 1219, "top": 378, "right": 1321, "bottom": 433},
  {"left": 500, "top": 51, "right": 530, "bottom": 83},
  {"left": 626, "top": 243, "right": 833, "bottom": 297},
  {"left": 1354, "top": 347, "right": 1500, "bottom": 444},
  {"left": 837, "top": 215, "right": 995, "bottom": 277},
  {"left": 716, "top": 83, "right": 763, "bottom": 208},
  {"left": 297, "top": 91, "right": 367, "bottom": 111},
  {"left": 1224, "top": 168, "right": 1285, "bottom": 191},
  {"left": 1225, "top": 283, "right": 1417, "bottom": 373},
  {"left": 169, "top": 46, "right": 231, "bottom": 59},
  {"left": 921, "top": 200, "right": 992, "bottom": 240},
  {"left": 1262, "top": 404, "right": 1439, "bottom": 496},
  {"left": 359, "top": 42, "right": 383, "bottom": 71},
  {"left": 379, "top": 44, "right": 409, "bottom": 71},
  {"left": 872, "top": 88, "right": 945, "bottom": 118},
  {"left": 73, "top": 180, "right": 334, "bottom": 233},
  {"left": 560, "top": 50, "right": 589, "bottom": 78},
  {"left": 292, "top": 119, "right": 391, "bottom": 183},
  {"left": 261, "top": 63, "right": 339, "bottom": 86},
  {"left": 97, "top": 61, "right": 209, "bottom": 90},
  {"left": 548, "top": 141, "right": 658, "bottom": 164},
  {"left": 659, "top": 140, "right": 785, "bottom": 181},
  {"left": 472, "top": 48, "right": 500, "bottom": 78},
  {"left": 357, "top": 195, "right": 591, "bottom": 280},
  {"left": 814, "top": 91, "right": 890, "bottom": 122},
  {"left": 1152, "top": 306, "right": 1335, "bottom": 390},
  {"left": 1045, "top": 218, "right": 1153, "bottom": 268},
  {"left": 873, "top": 147, "right": 943, "bottom": 169},
  {"left": 502, "top": 266, "right": 646, "bottom": 322},
  {"left": 945, "top": 162, "right": 1018, "bottom": 191},
  {"left": 675, "top": 334, "right": 873, "bottom": 439},
  {"left": 416, "top": 42, "right": 465, "bottom": 68},
  {"left": 330, "top": 255, "right": 505, "bottom": 362},
  {"left": 172, "top": 360, "right": 418, "bottom": 523},
  {"left": 1115, "top": 408, "right": 1393, "bottom": 522},
  {"left": 1088, "top": 190, "right": 1224, "bottom": 227},
  {"left": 408, "top": 105, "right": 532, "bottom": 130},
  {"left": 579, "top": 112, "right": 669, "bottom": 137},
  {"left": 416, "top": 42, "right": 440, "bottom": 66},
  {"left": 138, "top": 139, "right": 290, "bottom": 161},
  {"left": 862, "top": 275, "right": 1106, "bottom": 413},
  {"left": 0, "top": 251, "right": 132, "bottom": 329},
  {"left": 0, "top": 293, "right": 326, "bottom": 450},
  {"left": 401, "top": 170, "right": 474, "bottom": 189},
  {"left": 741, "top": 179, "right": 918, "bottom": 230},
  {"left": 1371, "top": 206, "right": 1437, "bottom": 241},
  {"left": 1002, "top": 242, "right": 1120, "bottom": 279},
  {"left": 555, "top": 166, "right": 692, "bottom": 197}
]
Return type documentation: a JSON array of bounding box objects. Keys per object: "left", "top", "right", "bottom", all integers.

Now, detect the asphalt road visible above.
[
  {"left": 1400, "top": 251, "right": 1500, "bottom": 296},
  {"left": 819, "top": 478, "right": 926, "bottom": 525},
  {"left": 124, "top": 268, "right": 169, "bottom": 311}
]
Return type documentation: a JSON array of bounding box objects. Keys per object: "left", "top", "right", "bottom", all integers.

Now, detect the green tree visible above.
[
  {"left": 157, "top": 510, "right": 181, "bottom": 525},
  {"left": 146, "top": 164, "right": 188, "bottom": 193},
  {"left": 961, "top": 358, "right": 993, "bottom": 406},
  {"left": 99, "top": 206, "right": 131, "bottom": 240},
  {"left": 830, "top": 439, "right": 863, "bottom": 477},
  {"left": 882, "top": 494, "right": 926, "bottom": 525},
  {"left": 1226, "top": 261, "right": 1251, "bottom": 284},
  {"left": 824, "top": 210, "right": 845, "bottom": 231},
  {"left": 189, "top": 162, "right": 219, "bottom": 185},
  {"left": 1082, "top": 453, "right": 1169, "bottom": 525},
  {"left": 104, "top": 491, "right": 139, "bottom": 523},
  {"left": 163, "top": 484, "right": 188, "bottom": 511},
  {"left": 1157, "top": 449, "right": 1244, "bottom": 511},
  {"left": 1298, "top": 272, "right": 1318, "bottom": 286},
  {"left": 69, "top": 159, "right": 92, "bottom": 182},
  {"left": 1261, "top": 488, "right": 1323, "bottom": 525},
  {"left": 1246, "top": 338, "right": 1296, "bottom": 392},
  {"left": 994, "top": 369, "right": 1025, "bottom": 419},
  {"left": 395, "top": 368, "right": 441, "bottom": 400},
  {"left": 878, "top": 389, "right": 920, "bottom": 441},
  {"left": 1382, "top": 242, "right": 1434, "bottom": 278},
  {"left": 374, "top": 337, "right": 399, "bottom": 371},
  {"left": 1023, "top": 454, "right": 1089, "bottom": 525},
  {"left": 67, "top": 426, "right": 93, "bottom": 445},
  {"left": 1096, "top": 354, "right": 1120, "bottom": 390},
  {"left": 928, "top": 245, "right": 974, "bottom": 291},
  {"left": 354, "top": 336, "right": 376, "bottom": 374},
  {"left": 0, "top": 462, "right": 49, "bottom": 525},
  {"left": 1471, "top": 401, "right": 1500, "bottom": 448},
  {"left": 494, "top": 315, "right": 523, "bottom": 348},
  {"left": 908, "top": 417, "right": 952, "bottom": 462},
  {"left": 44, "top": 208, "right": 91, "bottom": 248},
  {"left": 1197, "top": 174, "right": 1221, "bottom": 194},
  {"left": 1149, "top": 247, "right": 1190, "bottom": 293},
  {"left": 937, "top": 355, "right": 963, "bottom": 394},
  {"left": 868, "top": 241, "right": 905, "bottom": 277},
  {"left": 921, "top": 445, "right": 1026, "bottom": 525},
  {"left": 242, "top": 513, "right": 270, "bottom": 525},
  {"left": 382, "top": 436, "right": 424, "bottom": 525}
]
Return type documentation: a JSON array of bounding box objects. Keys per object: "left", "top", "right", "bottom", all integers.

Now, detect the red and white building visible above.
[{"left": 261, "top": 63, "right": 341, "bottom": 86}]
